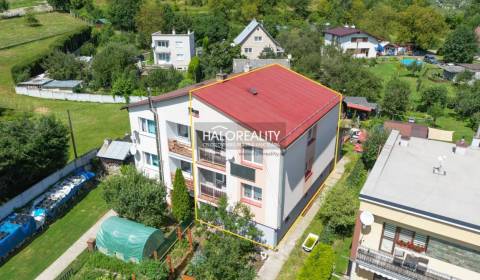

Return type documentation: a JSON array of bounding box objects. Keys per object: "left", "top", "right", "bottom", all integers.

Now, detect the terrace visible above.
[
  {"left": 197, "top": 168, "right": 226, "bottom": 204},
  {"left": 355, "top": 246, "right": 458, "bottom": 280}
]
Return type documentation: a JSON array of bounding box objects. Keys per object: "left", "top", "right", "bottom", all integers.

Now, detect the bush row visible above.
[{"left": 11, "top": 25, "right": 92, "bottom": 83}]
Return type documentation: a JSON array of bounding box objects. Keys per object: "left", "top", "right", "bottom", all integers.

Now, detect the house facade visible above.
[
  {"left": 125, "top": 65, "right": 341, "bottom": 246},
  {"left": 151, "top": 30, "right": 195, "bottom": 70},
  {"left": 233, "top": 19, "right": 284, "bottom": 59},
  {"left": 349, "top": 130, "right": 480, "bottom": 280},
  {"left": 324, "top": 26, "right": 381, "bottom": 58}
]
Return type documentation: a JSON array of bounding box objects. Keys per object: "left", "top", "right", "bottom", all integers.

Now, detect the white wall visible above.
[
  {"left": 152, "top": 32, "right": 195, "bottom": 70},
  {"left": 282, "top": 104, "right": 339, "bottom": 219},
  {"left": 240, "top": 27, "right": 281, "bottom": 59},
  {"left": 324, "top": 32, "right": 379, "bottom": 58}
]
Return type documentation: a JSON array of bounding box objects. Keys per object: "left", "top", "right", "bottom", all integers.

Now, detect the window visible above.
[
  {"left": 243, "top": 145, "right": 263, "bottom": 165},
  {"left": 175, "top": 41, "right": 184, "bottom": 48},
  {"left": 157, "top": 40, "right": 169, "bottom": 47},
  {"left": 254, "top": 36, "right": 262, "bottom": 42},
  {"left": 244, "top": 47, "right": 252, "bottom": 53},
  {"left": 380, "top": 223, "right": 396, "bottom": 253},
  {"left": 158, "top": 53, "right": 170, "bottom": 62},
  {"left": 307, "top": 125, "right": 317, "bottom": 144},
  {"left": 351, "top": 37, "right": 368, "bottom": 43},
  {"left": 144, "top": 152, "right": 159, "bottom": 167},
  {"left": 176, "top": 53, "right": 184, "bottom": 61},
  {"left": 177, "top": 124, "right": 189, "bottom": 140},
  {"left": 242, "top": 184, "right": 262, "bottom": 201},
  {"left": 304, "top": 158, "right": 313, "bottom": 179},
  {"left": 230, "top": 162, "right": 255, "bottom": 181},
  {"left": 180, "top": 160, "right": 191, "bottom": 174},
  {"left": 140, "top": 118, "right": 156, "bottom": 134},
  {"left": 427, "top": 237, "right": 480, "bottom": 273},
  {"left": 215, "top": 173, "right": 226, "bottom": 188}
]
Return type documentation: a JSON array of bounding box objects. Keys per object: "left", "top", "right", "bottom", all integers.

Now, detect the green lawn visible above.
[
  {"left": 0, "top": 13, "right": 129, "bottom": 160},
  {"left": 0, "top": 184, "right": 109, "bottom": 279},
  {"left": 6, "top": 0, "right": 45, "bottom": 9},
  {"left": 0, "top": 13, "right": 87, "bottom": 49}
]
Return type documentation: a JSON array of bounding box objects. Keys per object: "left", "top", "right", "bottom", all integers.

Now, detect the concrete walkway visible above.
[
  {"left": 35, "top": 210, "right": 117, "bottom": 280},
  {"left": 257, "top": 156, "right": 350, "bottom": 280}
]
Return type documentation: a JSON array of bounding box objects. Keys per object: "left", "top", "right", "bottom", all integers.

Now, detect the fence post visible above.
[
  {"left": 132, "top": 273, "right": 136, "bottom": 280},
  {"left": 187, "top": 228, "right": 193, "bottom": 251},
  {"left": 153, "top": 250, "right": 158, "bottom": 260},
  {"left": 166, "top": 255, "right": 174, "bottom": 273},
  {"left": 177, "top": 226, "right": 182, "bottom": 241}
]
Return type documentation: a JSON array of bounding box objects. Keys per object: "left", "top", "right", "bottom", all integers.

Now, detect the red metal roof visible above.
[{"left": 192, "top": 65, "right": 341, "bottom": 148}]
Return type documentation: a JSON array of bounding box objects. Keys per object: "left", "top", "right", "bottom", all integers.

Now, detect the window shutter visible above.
[
  {"left": 384, "top": 223, "right": 397, "bottom": 239},
  {"left": 414, "top": 233, "right": 427, "bottom": 247},
  {"left": 399, "top": 228, "right": 414, "bottom": 243}
]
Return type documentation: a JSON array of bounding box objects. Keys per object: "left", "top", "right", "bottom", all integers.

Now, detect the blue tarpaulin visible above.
[{"left": 0, "top": 214, "right": 36, "bottom": 259}]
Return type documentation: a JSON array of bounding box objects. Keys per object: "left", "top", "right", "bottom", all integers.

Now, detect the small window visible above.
[
  {"left": 157, "top": 40, "right": 169, "bottom": 47},
  {"left": 307, "top": 125, "right": 317, "bottom": 144},
  {"left": 176, "top": 53, "right": 184, "bottom": 61},
  {"left": 242, "top": 183, "right": 262, "bottom": 201},
  {"left": 243, "top": 145, "right": 263, "bottom": 165},
  {"left": 254, "top": 36, "right": 262, "bottom": 42},
  {"left": 180, "top": 160, "right": 191, "bottom": 174},
  {"left": 158, "top": 53, "right": 170, "bottom": 62},
  {"left": 244, "top": 47, "right": 252, "bottom": 53},
  {"left": 380, "top": 223, "right": 397, "bottom": 253},
  {"left": 177, "top": 124, "right": 189, "bottom": 140},
  {"left": 145, "top": 152, "right": 159, "bottom": 167},
  {"left": 140, "top": 118, "right": 156, "bottom": 134},
  {"left": 175, "top": 41, "right": 184, "bottom": 48}
]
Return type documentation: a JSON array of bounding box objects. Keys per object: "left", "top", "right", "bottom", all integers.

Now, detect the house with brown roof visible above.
[{"left": 324, "top": 25, "right": 381, "bottom": 58}]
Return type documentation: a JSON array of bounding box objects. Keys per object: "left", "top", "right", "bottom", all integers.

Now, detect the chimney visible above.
[
  {"left": 399, "top": 135, "right": 410, "bottom": 147},
  {"left": 172, "top": 28, "right": 176, "bottom": 35},
  {"left": 471, "top": 126, "right": 480, "bottom": 149},
  {"left": 216, "top": 72, "right": 227, "bottom": 81},
  {"left": 344, "top": 24, "right": 349, "bottom": 28},
  {"left": 454, "top": 137, "right": 468, "bottom": 155},
  {"left": 351, "top": 24, "right": 356, "bottom": 29},
  {"left": 243, "top": 62, "right": 251, "bottom": 73},
  {"left": 187, "top": 29, "right": 191, "bottom": 34},
  {"left": 248, "top": 87, "right": 258, "bottom": 95}
]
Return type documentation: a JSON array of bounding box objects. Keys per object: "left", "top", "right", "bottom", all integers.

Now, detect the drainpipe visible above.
[
  {"left": 148, "top": 88, "right": 165, "bottom": 183},
  {"left": 277, "top": 148, "right": 286, "bottom": 236}
]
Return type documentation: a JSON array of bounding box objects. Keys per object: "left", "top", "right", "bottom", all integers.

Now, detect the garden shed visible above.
[{"left": 96, "top": 216, "right": 164, "bottom": 263}]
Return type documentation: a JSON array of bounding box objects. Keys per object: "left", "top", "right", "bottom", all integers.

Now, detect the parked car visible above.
[{"left": 424, "top": 55, "right": 438, "bottom": 64}]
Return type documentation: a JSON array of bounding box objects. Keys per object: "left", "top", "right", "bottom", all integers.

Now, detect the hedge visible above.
[
  {"left": 297, "top": 243, "right": 335, "bottom": 280},
  {"left": 11, "top": 25, "right": 92, "bottom": 84}
]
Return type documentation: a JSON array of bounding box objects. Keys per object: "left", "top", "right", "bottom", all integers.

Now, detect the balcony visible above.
[
  {"left": 197, "top": 148, "right": 226, "bottom": 170},
  {"left": 170, "top": 172, "right": 193, "bottom": 192},
  {"left": 199, "top": 183, "right": 226, "bottom": 204},
  {"left": 168, "top": 139, "right": 192, "bottom": 158},
  {"left": 356, "top": 246, "right": 459, "bottom": 280}
]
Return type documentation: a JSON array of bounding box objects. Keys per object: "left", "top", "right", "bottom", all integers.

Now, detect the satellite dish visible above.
[
  {"left": 360, "top": 211, "right": 374, "bottom": 228},
  {"left": 129, "top": 145, "right": 137, "bottom": 155}
]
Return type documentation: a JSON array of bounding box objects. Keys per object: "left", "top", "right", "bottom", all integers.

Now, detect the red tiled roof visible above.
[
  {"left": 192, "top": 65, "right": 342, "bottom": 149},
  {"left": 384, "top": 121, "right": 428, "bottom": 139}
]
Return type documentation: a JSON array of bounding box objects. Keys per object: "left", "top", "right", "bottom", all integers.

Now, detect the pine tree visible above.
[{"left": 171, "top": 168, "right": 192, "bottom": 222}]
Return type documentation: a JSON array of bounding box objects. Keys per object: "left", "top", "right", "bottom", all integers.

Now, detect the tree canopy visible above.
[
  {"left": 171, "top": 169, "right": 193, "bottom": 222},
  {"left": 108, "top": 0, "right": 142, "bottom": 31},
  {"left": 42, "top": 50, "right": 85, "bottom": 80},
  {"left": 382, "top": 77, "right": 411, "bottom": 118},
  {"left": 362, "top": 125, "right": 389, "bottom": 170},
  {"left": 443, "top": 25, "right": 479, "bottom": 63}
]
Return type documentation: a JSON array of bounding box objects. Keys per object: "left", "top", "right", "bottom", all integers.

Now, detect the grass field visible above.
[
  {"left": 0, "top": 184, "right": 109, "bottom": 279},
  {"left": 0, "top": 13, "right": 129, "bottom": 160},
  {"left": 6, "top": 0, "right": 45, "bottom": 9},
  {"left": 0, "top": 13, "right": 86, "bottom": 49}
]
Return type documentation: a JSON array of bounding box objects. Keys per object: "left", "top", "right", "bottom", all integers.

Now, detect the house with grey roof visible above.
[
  {"left": 324, "top": 25, "right": 381, "bottom": 58},
  {"left": 233, "top": 19, "right": 284, "bottom": 59},
  {"left": 232, "top": 58, "right": 290, "bottom": 73}
]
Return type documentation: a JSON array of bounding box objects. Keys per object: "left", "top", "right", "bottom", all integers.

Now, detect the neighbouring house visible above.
[
  {"left": 324, "top": 25, "right": 381, "bottom": 58},
  {"left": 377, "top": 42, "right": 400, "bottom": 56},
  {"left": 349, "top": 129, "right": 480, "bottom": 280},
  {"left": 457, "top": 64, "right": 480, "bottom": 80},
  {"left": 97, "top": 139, "right": 133, "bottom": 172},
  {"left": 233, "top": 19, "right": 284, "bottom": 59},
  {"left": 17, "top": 77, "right": 82, "bottom": 93},
  {"left": 124, "top": 64, "right": 342, "bottom": 246},
  {"left": 232, "top": 58, "right": 290, "bottom": 73},
  {"left": 342, "top": 96, "right": 378, "bottom": 120},
  {"left": 17, "top": 77, "right": 52, "bottom": 89},
  {"left": 440, "top": 64, "right": 480, "bottom": 81},
  {"left": 151, "top": 29, "right": 195, "bottom": 70}
]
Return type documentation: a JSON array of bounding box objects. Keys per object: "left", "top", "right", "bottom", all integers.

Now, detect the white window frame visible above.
[
  {"left": 157, "top": 40, "right": 169, "bottom": 47},
  {"left": 242, "top": 183, "right": 262, "bottom": 201},
  {"left": 254, "top": 36, "right": 263, "bottom": 42},
  {"left": 243, "top": 145, "right": 263, "bottom": 165},
  {"left": 158, "top": 53, "right": 170, "bottom": 62},
  {"left": 139, "top": 118, "right": 156, "bottom": 134},
  {"left": 244, "top": 47, "right": 252, "bottom": 53},
  {"left": 180, "top": 160, "right": 192, "bottom": 175},
  {"left": 176, "top": 124, "right": 190, "bottom": 142},
  {"left": 144, "top": 152, "right": 159, "bottom": 167},
  {"left": 175, "top": 41, "right": 184, "bottom": 48}
]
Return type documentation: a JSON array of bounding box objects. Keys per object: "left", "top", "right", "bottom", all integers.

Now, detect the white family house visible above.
[
  {"left": 233, "top": 19, "right": 284, "bottom": 59},
  {"left": 324, "top": 26, "right": 381, "bottom": 58},
  {"left": 125, "top": 65, "right": 342, "bottom": 246},
  {"left": 151, "top": 29, "right": 195, "bottom": 70}
]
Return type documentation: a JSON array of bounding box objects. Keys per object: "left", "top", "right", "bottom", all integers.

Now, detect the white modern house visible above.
[
  {"left": 151, "top": 29, "right": 195, "bottom": 70},
  {"left": 233, "top": 19, "right": 284, "bottom": 59},
  {"left": 324, "top": 26, "right": 381, "bottom": 58},
  {"left": 125, "top": 65, "right": 341, "bottom": 246}
]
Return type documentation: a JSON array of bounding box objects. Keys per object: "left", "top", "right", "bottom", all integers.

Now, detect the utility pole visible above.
[
  {"left": 148, "top": 88, "right": 164, "bottom": 183},
  {"left": 67, "top": 110, "right": 78, "bottom": 159}
]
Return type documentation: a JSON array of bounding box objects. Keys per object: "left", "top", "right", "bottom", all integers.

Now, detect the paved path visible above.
[
  {"left": 257, "top": 156, "right": 350, "bottom": 280},
  {"left": 35, "top": 210, "right": 117, "bottom": 280}
]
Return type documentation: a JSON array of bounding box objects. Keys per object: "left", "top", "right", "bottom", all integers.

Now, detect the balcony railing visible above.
[
  {"left": 198, "top": 148, "right": 226, "bottom": 168},
  {"left": 168, "top": 139, "right": 192, "bottom": 158},
  {"left": 356, "top": 246, "right": 459, "bottom": 280},
  {"left": 200, "top": 183, "right": 226, "bottom": 201}
]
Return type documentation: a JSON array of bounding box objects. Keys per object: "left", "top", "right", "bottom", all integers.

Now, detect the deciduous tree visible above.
[
  {"left": 362, "top": 125, "right": 389, "bottom": 170},
  {"left": 382, "top": 78, "right": 411, "bottom": 118},
  {"left": 443, "top": 25, "right": 478, "bottom": 63},
  {"left": 109, "top": 0, "right": 141, "bottom": 31},
  {"left": 419, "top": 86, "right": 448, "bottom": 111},
  {"left": 42, "top": 50, "right": 85, "bottom": 80}
]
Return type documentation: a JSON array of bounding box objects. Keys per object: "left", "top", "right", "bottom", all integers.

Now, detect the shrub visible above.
[
  {"left": 362, "top": 125, "right": 389, "bottom": 170},
  {"left": 297, "top": 243, "right": 334, "bottom": 280},
  {"left": 24, "top": 11, "right": 40, "bottom": 27},
  {"left": 136, "top": 260, "right": 169, "bottom": 280},
  {"left": 11, "top": 26, "right": 91, "bottom": 83},
  {"left": 318, "top": 186, "right": 358, "bottom": 236},
  {"left": 102, "top": 165, "right": 169, "bottom": 227},
  {"left": 345, "top": 160, "right": 367, "bottom": 193},
  {"left": 79, "top": 42, "right": 96, "bottom": 56},
  {"left": 171, "top": 169, "right": 193, "bottom": 222}
]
